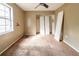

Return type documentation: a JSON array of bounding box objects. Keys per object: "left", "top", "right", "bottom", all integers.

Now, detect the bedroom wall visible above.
[
  {"left": 0, "top": 3, "right": 25, "bottom": 54},
  {"left": 55, "top": 3, "right": 79, "bottom": 52},
  {"left": 24, "top": 11, "right": 54, "bottom": 35}
]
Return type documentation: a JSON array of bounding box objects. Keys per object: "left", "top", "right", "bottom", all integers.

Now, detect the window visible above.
[{"left": 0, "top": 3, "right": 13, "bottom": 35}]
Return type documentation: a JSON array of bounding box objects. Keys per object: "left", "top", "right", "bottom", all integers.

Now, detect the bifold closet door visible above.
[
  {"left": 40, "top": 16, "right": 50, "bottom": 35},
  {"left": 45, "top": 16, "right": 50, "bottom": 35},
  {"left": 40, "top": 16, "right": 45, "bottom": 35}
]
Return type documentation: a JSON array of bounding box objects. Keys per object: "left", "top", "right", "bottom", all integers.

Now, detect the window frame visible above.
[{"left": 0, "top": 3, "right": 13, "bottom": 35}]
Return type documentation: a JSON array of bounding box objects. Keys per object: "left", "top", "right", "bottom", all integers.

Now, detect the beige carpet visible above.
[{"left": 1, "top": 35, "right": 79, "bottom": 56}]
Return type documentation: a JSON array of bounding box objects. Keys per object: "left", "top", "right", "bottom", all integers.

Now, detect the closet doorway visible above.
[{"left": 40, "top": 16, "right": 51, "bottom": 35}]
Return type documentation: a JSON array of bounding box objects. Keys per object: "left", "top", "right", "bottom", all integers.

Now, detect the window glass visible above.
[
  {"left": 0, "top": 19, "right": 5, "bottom": 26},
  {"left": 0, "top": 3, "right": 13, "bottom": 35},
  {"left": 0, "top": 26, "right": 5, "bottom": 33}
]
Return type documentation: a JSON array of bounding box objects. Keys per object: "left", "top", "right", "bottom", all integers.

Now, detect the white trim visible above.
[
  {"left": 0, "top": 34, "right": 24, "bottom": 55},
  {"left": 2, "top": 3, "right": 12, "bottom": 9},
  {"left": 0, "top": 31, "right": 13, "bottom": 36},
  {"left": 64, "top": 40, "right": 79, "bottom": 53}
]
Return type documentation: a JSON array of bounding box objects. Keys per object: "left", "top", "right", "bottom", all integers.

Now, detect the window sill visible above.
[{"left": 0, "top": 30, "right": 14, "bottom": 36}]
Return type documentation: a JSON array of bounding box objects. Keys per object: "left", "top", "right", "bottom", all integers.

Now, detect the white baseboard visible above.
[
  {"left": 64, "top": 40, "right": 79, "bottom": 53},
  {"left": 0, "top": 34, "right": 24, "bottom": 55}
]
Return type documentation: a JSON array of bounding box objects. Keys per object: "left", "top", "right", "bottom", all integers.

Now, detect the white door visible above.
[
  {"left": 55, "top": 11, "right": 63, "bottom": 41},
  {"left": 40, "top": 16, "right": 50, "bottom": 35},
  {"left": 45, "top": 16, "right": 50, "bottom": 35},
  {"left": 40, "top": 16, "right": 45, "bottom": 35}
]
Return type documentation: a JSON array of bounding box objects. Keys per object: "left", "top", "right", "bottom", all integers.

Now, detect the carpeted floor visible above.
[{"left": 1, "top": 35, "right": 79, "bottom": 56}]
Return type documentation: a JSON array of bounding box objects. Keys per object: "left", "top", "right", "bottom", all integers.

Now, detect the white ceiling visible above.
[{"left": 16, "top": 3, "right": 64, "bottom": 11}]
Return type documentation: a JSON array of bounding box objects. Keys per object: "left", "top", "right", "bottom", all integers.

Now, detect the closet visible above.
[{"left": 40, "top": 16, "right": 51, "bottom": 35}]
